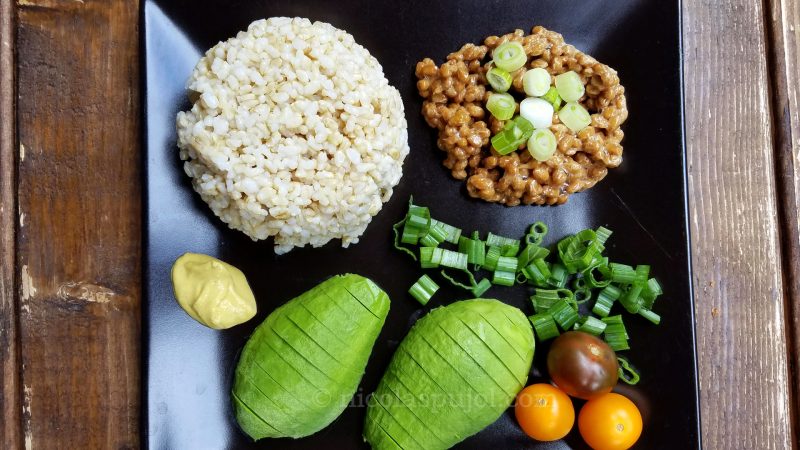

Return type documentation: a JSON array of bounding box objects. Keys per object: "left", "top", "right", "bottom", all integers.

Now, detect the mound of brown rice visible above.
[{"left": 176, "top": 17, "right": 409, "bottom": 254}]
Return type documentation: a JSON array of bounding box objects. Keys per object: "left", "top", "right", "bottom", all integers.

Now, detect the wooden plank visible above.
[
  {"left": 0, "top": 0, "right": 22, "bottom": 448},
  {"left": 682, "top": 0, "right": 795, "bottom": 448},
  {"left": 767, "top": 0, "right": 800, "bottom": 441},
  {"left": 15, "top": 0, "right": 141, "bottom": 448}
]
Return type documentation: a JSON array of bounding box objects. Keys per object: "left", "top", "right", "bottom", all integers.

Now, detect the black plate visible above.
[{"left": 143, "top": 1, "right": 699, "bottom": 448}]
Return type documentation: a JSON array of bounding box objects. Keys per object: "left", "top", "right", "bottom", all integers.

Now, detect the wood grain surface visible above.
[
  {"left": 0, "top": 0, "right": 798, "bottom": 449},
  {"left": 768, "top": 0, "right": 800, "bottom": 441},
  {"left": 14, "top": 0, "right": 142, "bottom": 448},
  {"left": 683, "top": 0, "right": 795, "bottom": 448},
  {"left": 1, "top": 0, "right": 21, "bottom": 449}
]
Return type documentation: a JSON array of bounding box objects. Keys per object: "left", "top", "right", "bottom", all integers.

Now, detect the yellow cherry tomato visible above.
[
  {"left": 578, "top": 393, "right": 643, "bottom": 450},
  {"left": 515, "top": 383, "right": 575, "bottom": 441}
]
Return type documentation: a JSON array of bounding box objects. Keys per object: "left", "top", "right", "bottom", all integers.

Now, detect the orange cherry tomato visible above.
[
  {"left": 578, "top": 393, "right": 643, "bottom": 450},
  {"left": 515, "top": 383, "right": 575, "bottom": 441}
]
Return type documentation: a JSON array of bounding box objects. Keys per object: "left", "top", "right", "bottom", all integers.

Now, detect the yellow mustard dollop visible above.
[{"left": 171, "top": 253, "right": 257, "bottom": 329}]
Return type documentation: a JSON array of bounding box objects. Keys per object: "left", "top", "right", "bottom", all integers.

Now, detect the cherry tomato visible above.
[
  {"left": 547, "top": 331, "right": 619, "bottom": 400},
  {"left": 578, "top": 393, "right": 643, "bottom": 450},
  {"left": 515, "top": 383, "right": 575, "bottom": 441}
]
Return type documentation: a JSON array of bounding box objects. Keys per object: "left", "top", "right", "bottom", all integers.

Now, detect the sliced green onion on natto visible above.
[
  {"left": 528, "top": 128, "right": 557, "bottom": 162},
  {"left": 487, "top": 67, "right": 513, "bottom": 92},
  {"left": 486, "top": 93, "right": 516, "bottom": 121},
  {"left": 522, "top": 67, "right": 551, "bottom": 97},
  {"left": 558, "top": 102, "right": 591, "bottom": 133},
  {"left": 554, "top": 70, "right": 585, "bottom": 102},
  {"left": 491, "top": 116, "right": 535, "bottom": 155},
  {"left": 541, "top": 86, "right": 563, "bottom": 110},
  {"left": 492, "top": 41, "right": 527, "bottom": 72},
  {"left": 519, "top": 97, "right": 554, "bottom": 129}
]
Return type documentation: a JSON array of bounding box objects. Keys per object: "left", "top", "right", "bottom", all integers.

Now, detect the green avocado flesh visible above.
[
  {"left": 364, "top": 299, "right": 534, "bottom": 449},
  {"left": 233, "top": 274, "right": 390, "bottom": 440}
]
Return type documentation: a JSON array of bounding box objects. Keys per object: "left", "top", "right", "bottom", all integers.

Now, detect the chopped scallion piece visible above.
[
  {"left": 531, "top": 288, "right": 573, "bottom": 313},
  {"left": 584, "top": 264, "right": 611, "bottom": 289},
  {"left": 593, "top": 284, "right": 622, "bottom": 317},
  {"left": 529, "top": 313, "right": 560, "bottom": 341},
  {"left": 491, "top": 116, "right": 535, "bottom": 155},
  {"left": 558, "top": 101, "right": 592, "bottom": 133},
  {"left": 541, "top": 86, "right": 563, "bottom": 110},
  {"left": 486, "top": 92, "right": 516, "bottom": 121},
  {"left": 440, "top": 249, "right": 468, "bottom": 271},
  {"left": 420, "top": 247, "right": 440, "bottom": 269},
  {"left": 641, "top": 278, "right": 663, "bottom": 309},
  {"left": 484, "top": 246, "right": 502, "bottom": 271},
  {"left": 595, "top": 226, "right": 613, "bottom": 244},
  {"left": 522, "top": 67, "right": 552, "bottom": 97},
  {"left": 528, "top": 128, "right": 557, "bottom": 162},
  {"left": 547, "top": 263, "right": 569, "bottom": 288},
  {"left": 419, "top": 221, "right": 449, "bottom": 247},
  {"left": 575, "top": 316, "right": 607, "bottom": 336},
  {"left": 617, "top": 356, "right": 640, "bottom": 385},
  {"left": 609, "top": 263, "right": 637, "bottom": 285},
  {"left": 558, "top": 229, "right": 603, "bottom": 273},
  {"left": 458, "top": 236, "right": 486, "bottom": 266},
  {"left": 526, "top": 233, "right": 543, "bottom": 246},
  {"left": 602, "top": 315, "right": 630, "bottom": 351},
  {"left": 495, "top": 256, "right": 518, "bottom": 273},
  {"left": 529, "top": 221, "right": 548, "bottom": 237},
  {"left": 408, "top": 275, "right": 439, "bottom": 305},
  {"left": 492, "top": 270, "right": 516, "bottom": 287},
  {"left": 520, "top": 97, "right": 554, "bottom": 129},
  {"left": 440, "top": 268, "right": 477, "bottom": 291},
  {"left": 501, "top": 243, "right": 520, "bottom": 256},
  {"left": 392, "top": 218, "right": 417, "bottom": 261},
  {"left": 431, "top": 219, "right": 462, "bottom": 245},
  {"left": 486, "top": 232, "right": 520, "bottom": 249},
  {"left": 548, "top": 299, "right": 580, "bottom": 330},
  {"left": 471, "top": 278, "right": 492, "bottom": 297},
  {"left": 638, "top": 308, "right": 661, "bottom": 325},
  {"left": 602, "top": 315, "right": 629, "bottom": 337},
  {"left": 487, "top": 67, "right": 513, "bottom": 92},
  {"left": 520, "top": 258, "right": 552, "bottom": 287},
  {"left": 517, "top": 244, "right": 550, "bottom": 269},
  {"left": 492, "top": 41, "right": 527, "bottom": 72},
  {"left": 620, "top": 282, "right": 644, "bottom": 314},
  {"left": 574, "top": 287, "right": 592, "bottom": 304},
  {"left": 635, "top": 265, "right": 651, "bottom": 284},
  {"left": 554, "top": 70, "right": 585, "bottom": 102},
  {"left": 402, "top": 203, "right": 431, "bottom": 244},
  {"left": 401, "top": 225, "right": 421, "bottom": 245}
]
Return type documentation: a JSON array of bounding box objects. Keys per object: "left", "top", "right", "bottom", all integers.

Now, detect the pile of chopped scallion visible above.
[{"left": 394, "top": 199, "right": 664, "bottom": 353}]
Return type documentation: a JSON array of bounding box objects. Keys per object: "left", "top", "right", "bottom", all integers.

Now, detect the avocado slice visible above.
[
  {"left": 405, "top": 331, "right": 494, "bottom": 407},
  {"left": 232, "top": 392, "right": 282, "bottom": 438},
  {"left": 445, "top": 315, "right": 528, "bottom": 389},
  {"left": 364, "top": 419, "right": 404, "bottom": 450},
  {"left": 425, "top": 320, "right": 518, "bottom": 399},
  {"left": 382, "top": 360, "right": 470, "bottom": 444},
  {"left": 233, "top": 369, "right": 300, "bottom": 436},
  {"left": 342, "top": 276, "right": 391, "bottom": 319},
  {"left": 236, "top": 350, "right": 313, "bottom": 419},
  {"left": 364, "top": 299, "right": 533, "bottom": 449},
  {"left": 367, "top": 393, "right": 426, "bottom": 450},
  {"left": 378, "top": 371, "right": 451, "bottom": 448},
  {"left": 233, "top": 274, "right": 390, "bottom": 440},
  {"left": 320, "top": 281, "right": 380, "bottom": 324},
  {"left": 268, "top": 313, "right": 356, "bottom": 381}
]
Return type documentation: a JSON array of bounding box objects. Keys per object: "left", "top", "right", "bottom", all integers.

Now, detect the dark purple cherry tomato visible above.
[{"left": 547, "top": 331, "right": 619, "bottom": 400}]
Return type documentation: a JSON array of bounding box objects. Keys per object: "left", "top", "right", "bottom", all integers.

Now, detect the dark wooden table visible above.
[{"left": 1, "top": 0, "right": 799, "bottom": 448}]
